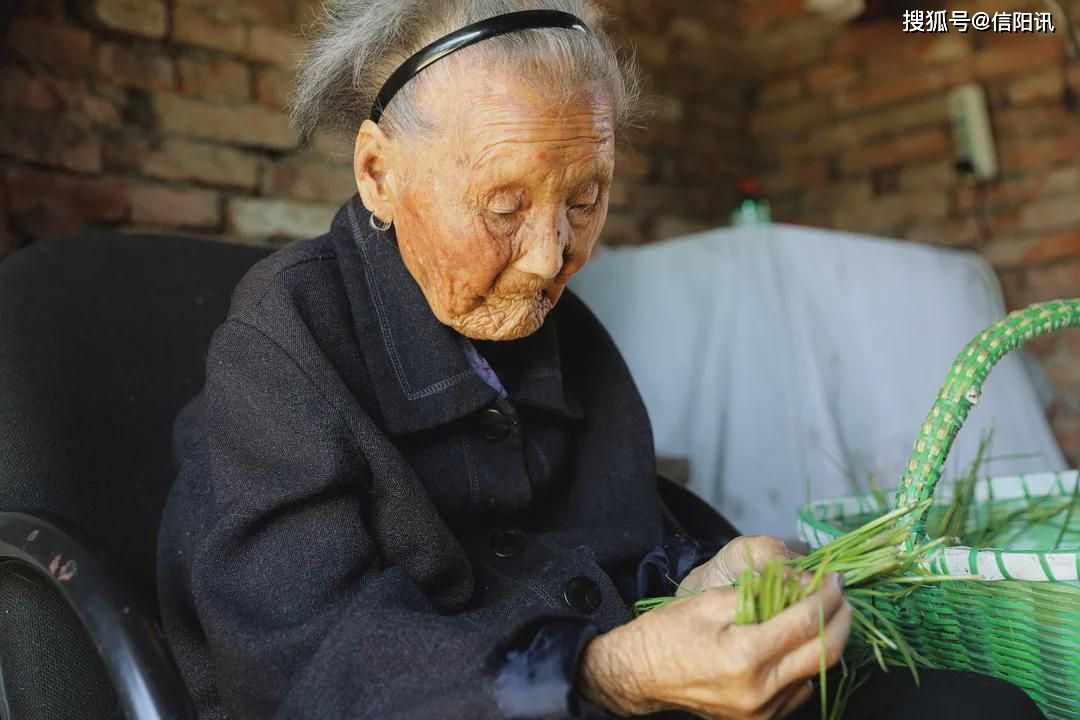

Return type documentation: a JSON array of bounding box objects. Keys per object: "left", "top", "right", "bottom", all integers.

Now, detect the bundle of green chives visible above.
[{"left": 634, "top": 500, "right": 960, "bottom": 719}]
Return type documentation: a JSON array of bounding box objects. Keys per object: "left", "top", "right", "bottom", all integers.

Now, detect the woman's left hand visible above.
[{"left": 676, "top": 536, "right": 800, "bottom": 597}]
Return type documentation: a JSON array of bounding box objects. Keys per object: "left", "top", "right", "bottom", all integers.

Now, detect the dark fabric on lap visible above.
[{"left": 790, "top": 668, "right": 1045, "bottom": 720}]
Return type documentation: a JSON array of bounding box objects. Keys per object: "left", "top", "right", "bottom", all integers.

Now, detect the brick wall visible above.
[
  {"left": 0, "top": 0, "right": 749, "bottom": 257},
  {"left": 743, "top": 0, "right": 1080, "bottom": 464},
  {"left": 1, "top": 1, "right": 1077, "bottom": 461}
]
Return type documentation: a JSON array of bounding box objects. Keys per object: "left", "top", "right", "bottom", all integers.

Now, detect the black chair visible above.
[
  {"left": 0, "top": 230, "right": 738, "bottom": 720},
  {"left": 0, "top": 231, "right": 272, "bottom": 720}
]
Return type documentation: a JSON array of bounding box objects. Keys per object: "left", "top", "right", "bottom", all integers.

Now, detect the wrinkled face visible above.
[{"left": 354, "top": 66, "right": 615, "bottom": 340}]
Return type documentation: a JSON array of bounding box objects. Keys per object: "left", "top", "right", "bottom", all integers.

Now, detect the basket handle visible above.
[{"left": 894, "top": 298, "right": 1080, "bottom": 545}]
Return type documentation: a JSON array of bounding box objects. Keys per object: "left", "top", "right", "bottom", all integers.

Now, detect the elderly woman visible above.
[{"left": 157, "top": 2, "right": 1045, "bottom": 719}]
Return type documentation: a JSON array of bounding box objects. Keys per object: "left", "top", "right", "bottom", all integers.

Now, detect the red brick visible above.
[
  {"left": 1019, "top": 196, "right": 1080, "bottom": 234},
  {"left": 955, "top": 171, "right": 1066, "bottom": 215},
  {"left": 1008, "top": 68, "right": 1065, "bottom": 105},
  {"left": 615, "top": 150, "right": 651, "bottom": 179},
  {"left": 742, "top": 0, "right": 804, "bottom": 28},
  {"left": 265, "top": 160, "right": 354, "bottom": 202},
  {"left": 226, "top": 197, "right": 337, "bottom": 240},
  {"left": 0, "top": 66, "right": 66, "bottom": 112},
  {"left": 172, "top": 5, "right": 247, "bottom": 53},
  {"left": 994, "top": 105, "right": 1072, "bottom": 138},
  {"left": 176, "top": 0, "right": 293, "bottom": 26},
  {"left": 808, "top": 95, "right": 948, "bottom": 152},
  {"left": 898, "top": 159, "right": 958, "bottom": 191},
  {"left": 647, "top": 214, "right": 709, "bottom": 241},
  {"left": 246, "top": 25, "right": 307, "bottom": 69},
  {"left": 1023, "top": 230, "right": 1080, "bottom": 265},
  {"left": 598, "top": 210, "right": 643, "bottom": 245},
  {"left": 142, "top": 137, "right": 260, "bottom": 189},
  {"left": 1024, "top": 334, "right": 1058, "bottom": 359},
  {"left": 1053, "top": 435, "right": 1080, "bottom": 466},
  {"left": 1021, "top": 260, "right": 1080, "bottom": 304},
  {"left": 254, "top": 68, "right": 292, "bottom": 109},
  {"left": 807, "top": 61, "right": 856, "bottom": 92},
  {"left": 758, "top": 76, "right": 803, "bottom": 106},
  {"left": 98, "top": 42, "right": 176, "bottom": 91},
  {"left": 749, "top": 22, "right": 832, "bottom": 74},
  {"left": 902, "top": 217, "right": 982, "bottom": 249},
  {"left": 833, "top": 73, "right": 945, "bottom": 114},
  {"left": 1002, "top": 132, "right": 1080, "bottom": 170},
  {"left": 294, "top": 0, "right": 327, "bottom": 28},
  {"left": 624, "top": 0, "right": 671, "bottom": 33},
  {"left": 862, "top": 35, "right": 972, "bottom": 82},
  {"left": 178, "top": 57, "right": 250, "bottom": 101},
  {"left": 831, "top": 191, "right": 950, "bottom": 236},
  {"left": 127, "top": 184, "right": 220, "bottom": 228},
  {"left": 154, "top": 94, "right": 298, "bottom": 150},
  {"left": 1045, "top": 353, "right": 1080, "bottom": 390},
  {"left": 5, "top": 167, "right": 125, "bottom": 229},
  {"left": 101, "top": 133, "right": 151, "bottom": 173},
  {"left": 842, "top": 128, "right": 951, "bottom": 173},
  {"left": 90, "top": 0, "right": 167, "bottom": 38},
  {"left": 607, "top": 177, "right": 630, "bottom": 208},
  {"left": 308, "top": 131, "right": 350, "bottom": 161},
  {"left": 6, "top": 20, "right": 95, "bottom": 77},
  {"left": 974, "top": 35, "right": 1065, "bottom": 81},
  {"left": 0, "top": 112, "right": 101, "bottom": 173},
  {"left": 828, "top": 22, "right": 902, "bottom": 58},
  {"left": 751, "top": 97, "right": 828, "bottom": 137},
  {"left": 1066, "top": 330, "right": 1080, "bottom": 358},
  {"left": 760, "top": 160, "right": 826, "bottom": 194}
]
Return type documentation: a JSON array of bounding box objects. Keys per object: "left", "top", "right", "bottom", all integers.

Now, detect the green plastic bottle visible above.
[{"left": 730, "top": 177, "right": 771, "bottom": 226}]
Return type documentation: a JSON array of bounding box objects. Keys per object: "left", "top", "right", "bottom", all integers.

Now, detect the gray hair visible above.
[{"left": 291, "top": 0, "right": 641, "bottom": 141}]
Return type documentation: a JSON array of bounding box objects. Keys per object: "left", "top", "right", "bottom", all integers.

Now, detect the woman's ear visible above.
[{"left": 354, "top": 119, "right": 395, "bottom": 222}]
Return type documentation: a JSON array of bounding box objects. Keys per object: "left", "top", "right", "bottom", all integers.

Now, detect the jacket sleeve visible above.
[{"left": 177, "top": 319, "right": 604, "bottom": 720}]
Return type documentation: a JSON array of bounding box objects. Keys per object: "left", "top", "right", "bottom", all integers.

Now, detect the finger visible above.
[
  {"left": 734, "top": 678, "right": 805, "bottom": 720},
  {"left": 753, "top": 574, "right": 846, "bottom": 659},
  {"left": 773, "top": 598, "right": 853, "bottom": 687},
  {"left": 775, "top": 680, "right": 815, "bottom": 719},
  {"left": 689, "top": 585, "right": 740, "bottom": 619},
  {"left": 745, "top": 536, "right": 792, "bottom": 569}
]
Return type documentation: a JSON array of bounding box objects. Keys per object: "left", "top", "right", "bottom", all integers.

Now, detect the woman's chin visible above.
[{"left": 448, "top": 295, "right": 554, "bottom": 341}]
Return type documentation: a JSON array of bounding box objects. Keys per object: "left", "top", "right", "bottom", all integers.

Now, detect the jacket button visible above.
[
  {"left": 563, "top": 576, "right": 601, "bottom": 613},
  {"left": 490, "top": 527, "right": 526, "bottom": 558},
  {"left": 478, "top": 407, "right": 510, "bottom": 441}
]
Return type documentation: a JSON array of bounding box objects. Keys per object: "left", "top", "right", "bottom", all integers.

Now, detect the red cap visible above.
[{"left": 738, "top": 177, "right": 760, "bottom": 195}]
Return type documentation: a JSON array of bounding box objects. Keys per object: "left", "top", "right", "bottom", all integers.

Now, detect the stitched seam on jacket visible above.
[
  {"left": 347, "top": 201, "right": 474, "bottom": 400},
  {"left": 525, "top": 434, "right": 551, "bottom": 481},
  {"left": 461, "top": 435, "right": 482, "bottom": 517}
]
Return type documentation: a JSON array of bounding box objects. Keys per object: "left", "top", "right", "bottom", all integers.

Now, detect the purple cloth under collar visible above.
[{"left": 460, "top": 336, "right": 509, "bottom": 398}]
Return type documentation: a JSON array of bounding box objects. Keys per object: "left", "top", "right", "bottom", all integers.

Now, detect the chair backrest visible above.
[
  {"left": 0, "top": 231, "right": 271, "bottom": 604},
  {"left": 0, "top": 562, "right": 125, "bottom": 720}
]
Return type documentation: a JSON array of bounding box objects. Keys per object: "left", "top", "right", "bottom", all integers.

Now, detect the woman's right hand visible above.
[{"left": 577, "top": 573, "right": 851, "bottom": 720}]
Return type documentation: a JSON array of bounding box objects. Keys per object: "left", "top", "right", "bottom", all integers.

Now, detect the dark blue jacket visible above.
[{"left": 157, "top": 196, "right": 734, "bottom": 719}]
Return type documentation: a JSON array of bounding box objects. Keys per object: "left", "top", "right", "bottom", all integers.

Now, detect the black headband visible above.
[{"left": 369, "top": 9, "right": 590, "bottom": 122}]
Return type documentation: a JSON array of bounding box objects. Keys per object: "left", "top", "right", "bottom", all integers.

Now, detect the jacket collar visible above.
[{"left": 333, "top": 197, "right": 581, "bottom": 434}]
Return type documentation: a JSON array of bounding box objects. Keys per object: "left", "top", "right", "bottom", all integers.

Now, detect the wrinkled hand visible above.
[
  {"left": 577, "top": 575, "right": 851, "bottom": 720},
  {"left": 677, "top": 536, "right": 800, "bottom": 597}
]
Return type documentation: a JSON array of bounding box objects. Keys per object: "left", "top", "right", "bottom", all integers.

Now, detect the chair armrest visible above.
[{"left": 0, "top": 511, "right": 194, "bottom": 720}]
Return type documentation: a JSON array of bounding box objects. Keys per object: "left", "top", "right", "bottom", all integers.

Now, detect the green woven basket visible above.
[{"left": 796, "top": 299, "right": 1080, "bottom": 720}]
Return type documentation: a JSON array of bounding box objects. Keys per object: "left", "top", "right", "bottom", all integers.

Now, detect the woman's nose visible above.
[{"left": 514, "top": 215, "right": 570, "bottom": 280}]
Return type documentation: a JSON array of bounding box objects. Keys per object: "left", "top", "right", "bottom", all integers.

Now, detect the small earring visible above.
[{"left": 369, "top": 213, "right": 392, "bottom": 232}]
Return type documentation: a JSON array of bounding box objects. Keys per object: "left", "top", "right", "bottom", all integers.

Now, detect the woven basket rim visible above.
[{"left": 796, "top": 469, "right": 1080, "bottom": 582}]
